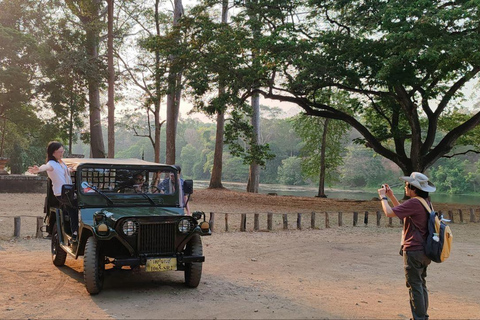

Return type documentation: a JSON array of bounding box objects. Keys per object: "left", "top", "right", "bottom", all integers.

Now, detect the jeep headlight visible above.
[
  {"left": 122, "top": 220, "right": 138, "bottom": 236},
  {"left": 178, "top": 219, "right": 191, "bottom": 233}
]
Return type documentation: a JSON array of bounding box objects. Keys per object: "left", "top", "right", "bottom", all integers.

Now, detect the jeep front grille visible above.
[{"left": 138, "top": 222, "right": 176, "bottom": 255}]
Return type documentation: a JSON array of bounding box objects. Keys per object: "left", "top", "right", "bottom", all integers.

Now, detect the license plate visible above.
[{"left": 145, "top": 258, "right": 177, "bottom": 272}]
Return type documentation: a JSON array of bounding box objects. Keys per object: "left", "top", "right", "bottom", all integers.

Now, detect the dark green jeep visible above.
[{"left": 43, "top": 158, "right": 210, "bottom": 294}]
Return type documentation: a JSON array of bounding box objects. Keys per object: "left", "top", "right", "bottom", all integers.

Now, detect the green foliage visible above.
[
  {"left": 429, "top": 157, "right": 480, "bottom": 194},
  {"left": 340, "top": 146, "right": 400, "bottom": 188},
  {"left": 224, "top": 107, "right": 275, "bottom": 167},
  {"left": 277, "top": 157, "right": 306, "bottom": 186}
]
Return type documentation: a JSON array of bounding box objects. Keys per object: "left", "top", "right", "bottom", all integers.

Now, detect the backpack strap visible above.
[{"left": 414, "top": 196, "right": 434, "bottom": 213}]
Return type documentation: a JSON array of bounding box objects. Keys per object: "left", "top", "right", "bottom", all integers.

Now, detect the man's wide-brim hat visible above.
[{"left": 399, "top": 172, "right": 436, "bottom": 193}]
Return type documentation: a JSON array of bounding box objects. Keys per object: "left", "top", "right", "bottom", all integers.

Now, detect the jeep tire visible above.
[
  {"left": 51, "top": 222, "right": 67, "bottom": 266},
  {"left": 184, "top": 233, "right": 203, "bottom": 288},
  {"left": 84, "top": 236, "right": 105, "bottom": 294}
]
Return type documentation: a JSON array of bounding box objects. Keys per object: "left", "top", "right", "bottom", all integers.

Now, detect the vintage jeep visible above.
[{"left": 43, "top": 158, "right": 210, "bottom": 294}]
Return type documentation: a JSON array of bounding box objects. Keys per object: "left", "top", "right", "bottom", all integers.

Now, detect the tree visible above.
[
  {"left": 291, "top": 91, "right": 351, "bottom": 197},
  {"left": 118, "top": 0, "right": 173, "bottom": 163},
  {"left": 227, "top": 0, "right": 480, "bottom": 176},
  {"left": 165, "top": 0, "right": 184, "bottom": 165},
  {"left": 209, "top": 0, "right": 229, "bottom": 189},
  {"left": 65, "top": 0, "right": 106, "bottom": 158},
  {"left": 0, "top": 0, "right": 37, "bottom": 158}
]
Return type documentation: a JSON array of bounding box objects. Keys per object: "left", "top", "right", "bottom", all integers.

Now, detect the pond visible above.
[{"left": 194, "top": 181, "right": 480, "bottom": 206}]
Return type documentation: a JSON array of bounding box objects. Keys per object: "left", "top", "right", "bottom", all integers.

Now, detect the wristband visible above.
[{"left": 381, "top": 197, "right": 388, "bottom": 201}]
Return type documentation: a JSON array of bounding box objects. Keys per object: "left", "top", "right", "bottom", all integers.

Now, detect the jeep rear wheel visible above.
[
  {"left": 184, "top": 234, "right": 203, "bottom": 288},
  {"left": 51, "top": 222, "right": 67, "bottom": 266},
  {"left": 84, "top": 236, "right": 105, "bottom": 294}
]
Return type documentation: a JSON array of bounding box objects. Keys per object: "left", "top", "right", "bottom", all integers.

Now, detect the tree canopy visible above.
[{"left": 203, "top": 0, "right": 480, "bottom": 175}]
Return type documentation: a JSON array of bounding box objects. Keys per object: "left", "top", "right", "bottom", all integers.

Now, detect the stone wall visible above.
[{"left": 0, "top": 175, "right": 47, "bottom": 193}]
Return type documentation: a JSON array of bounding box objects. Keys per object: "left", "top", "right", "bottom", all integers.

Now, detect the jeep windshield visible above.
[{"left": 65, "top": 159, "right": 184, "bottom": 208}]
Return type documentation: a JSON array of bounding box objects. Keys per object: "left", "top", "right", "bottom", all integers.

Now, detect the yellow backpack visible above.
[{"left": 415, "top": 197, "right": 453, "bottom": 263}]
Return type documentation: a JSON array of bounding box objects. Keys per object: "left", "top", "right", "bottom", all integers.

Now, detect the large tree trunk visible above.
[
  {"left": 165, "top": 0, "right": 183, "bottom": 165},
  {"left": 86, "top": 26, "right": 105, "bottom": 158},
  {"left": 107, "top": 0, "right": 115, "bottom": 158},
  {"left": 209, "top": 108, "right": 225, "bottom": 189},
  {"left": 246, "top": 92, "right": 260, "bottom": 193},
  {"left": 208, "top": 0, "right": 228, "bottom": 189},
  {"left": 66, "top": 0, "right": 105, "bottom": 158},
  {"left": 317, "top": 118, "right": 329, "bottom": 198}
]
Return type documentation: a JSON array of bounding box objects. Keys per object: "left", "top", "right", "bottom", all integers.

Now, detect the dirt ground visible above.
[{"left": 1, "top": 189, "right": 480, "bottom": 319}]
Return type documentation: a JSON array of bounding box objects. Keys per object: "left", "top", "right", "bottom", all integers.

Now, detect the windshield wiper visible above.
[
  {"left": 82, "top": 182, "right": 114, "bottom": 206},
  {"left": 139, "top": 192, "right": 156, "bottom": 205}
]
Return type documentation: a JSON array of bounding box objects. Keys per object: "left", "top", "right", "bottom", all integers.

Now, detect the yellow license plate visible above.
[{"left": 145, "top": 258, "right": 177, "bottom": 272}]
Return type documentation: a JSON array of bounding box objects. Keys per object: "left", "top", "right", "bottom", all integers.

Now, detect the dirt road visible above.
[{"left": 1, "top": 191, "right": 479, "bottom": 319}]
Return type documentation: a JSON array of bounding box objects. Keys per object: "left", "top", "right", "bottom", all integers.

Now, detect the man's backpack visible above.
[{"left": 415, "top": 197, "right": 453, "bottom": 263}]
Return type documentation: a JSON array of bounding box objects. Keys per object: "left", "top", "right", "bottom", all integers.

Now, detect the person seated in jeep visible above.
[{"left": 117, "top": 172, "right": 147, "bottom": 193}]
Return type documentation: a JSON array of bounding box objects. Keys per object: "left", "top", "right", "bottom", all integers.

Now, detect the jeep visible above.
[{"left": 43, "top": 158, "right": 210, "bottom": 294}]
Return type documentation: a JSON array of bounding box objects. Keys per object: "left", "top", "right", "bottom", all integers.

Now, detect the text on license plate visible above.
[{"left": 146, "top": 258, "right": 177, "bottom": 272}]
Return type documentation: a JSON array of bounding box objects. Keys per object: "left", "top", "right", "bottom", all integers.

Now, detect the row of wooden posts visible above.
[
  {"left": 207, "top": 208, "right": 479, "bottom": 232},
  {"left": 4, "top": 208, "right": 478, "bottom": 238}
]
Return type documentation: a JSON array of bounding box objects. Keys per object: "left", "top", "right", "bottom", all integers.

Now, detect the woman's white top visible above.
[{"left": 39, "top": 160, "right": 72, "bottom": 196}]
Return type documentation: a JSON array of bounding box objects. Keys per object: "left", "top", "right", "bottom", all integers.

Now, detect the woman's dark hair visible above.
[
  {"left": 407, "top": 183, "right": 429, "bottom": 199},
  {"left": 46, "top": 141, "right": 63, "bottom": 163}
]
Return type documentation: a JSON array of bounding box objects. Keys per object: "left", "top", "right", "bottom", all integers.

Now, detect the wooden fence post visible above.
[
  {"left": 376, "top": 211, "right": 382, "bottom": 227},
  {"left": 254, "top": 213, "right": 259, "bottom": 231},
  {"left": 209, "top": 212, "right": 215, "bottom": 233},
  {"left": 364, "top": 211, "right": 369, "bottom": 226},
  {"left": 267, "top": 213, "right": 273, "bottom": 231},
  {"left": 14, "top": 216, "right": 21, "bottom": 237},
  {"left": 36, "top": 216, "right": 43, "bottom": 238},
  {"left": 240, "top": 214, "right": 247, "bottom": 232},
  {"left": 470, "top": 208, "right": 475, "bottom": 223},
  {"left": 297, "top": 213, "right": 302, "bottom": 230},
  {"left": 325, "top": 212, "right": 330, "bottom": 229},
  {"left": 225, "top": 213, "right": 229, "bottom": 232},
  {"left": 459, "top": 209, "right": 463, "bottom": 223},
  {"left": 283, "top": 214, "right": 288, "bottom": 230},
  {"left": 311, "top": 212, "right": 316, "bottom": 229},
  {"left": 353, "top": 212, "right": 358, "bottom": 226},
  {"left": 338, "top": 212, "right": 343, "bottom": 227},
  {"left": 448, "top": 210, "right": 454, "bottom": 223}
]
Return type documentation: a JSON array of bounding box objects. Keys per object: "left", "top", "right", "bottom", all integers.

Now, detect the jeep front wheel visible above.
[
  {"left": 51, "top": 222, "right": 67, "bottom": 266},
  {"left": 184, "top": 234, "right": 203, "bottom": 288},
  {"left": 84, "top": 236, "right": 105, "bottom": 294}
]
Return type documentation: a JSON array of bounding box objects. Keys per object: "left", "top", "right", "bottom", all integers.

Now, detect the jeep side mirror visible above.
[
  {"left": 183, "top": 179, "right": 193, "bottom": 194},
  {"left": 61, "top": 184, "right": 75, "bottom": 204}
]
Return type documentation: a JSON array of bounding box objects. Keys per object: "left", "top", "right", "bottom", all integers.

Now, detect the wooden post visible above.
[
  {"left": 325, "top": 212, "right": 330, "bottom": 228},
  {"left": 338, "top": 212, "right": 343, "bottom": 227},
  {"left": 376, "top": 211, "right": 382, "bottom": 227},
  {"left": 388, "top": 217, "right": 393, "bottom": 227},
  {"left": 36, "top": 216, "right": 43, "bottom": 238},
  {"left": 297, "top": 213, "right": 302, "bottom": 230},
  {"left": 364, "top": 211, "right": 369, "bottom": 226},
  {"left": 283, "top": 214, "right": 288, "bottom": 230},
  {"left": 225, "top": 213, "right": 229, "bottom": 232},
  {"left": 448, "top": 210, "right": 454, "bottom": 223},
  {"left": 254, "top": 213, "right": 259, "bottom": 231},
  {"left": 267, "top": 213, "right": 273, "bottom": 231},
  {"left": 470, "top": 208, "right": 475, "bottom": 223},
  {"left": 14, "top": 216, "right": 21, "bottom": 237},
  {"left": 459, "top": 209, "right": 463, "bottom": 223},
  {"left": 311, "top": 212, "right": 316, "bottom": 229},
  {"left": 240, "top": 214, "right": 247, "bottom": 232},
  {"left": 209, "top": 212, "right": 215, "bottom": 233},
  {"left": 353, "top": 212, "right": 358, "bottom": 226}
]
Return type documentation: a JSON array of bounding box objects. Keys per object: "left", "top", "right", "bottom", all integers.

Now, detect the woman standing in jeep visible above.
[{"left": 28, "top": 141, "right": 78, "bottom": 240}]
